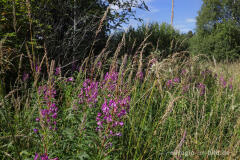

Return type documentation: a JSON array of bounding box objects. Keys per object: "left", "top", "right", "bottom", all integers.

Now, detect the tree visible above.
[
  {"left": 190, "top": 0, "right": 240, "bottom": 61},
  {"left": 25, "top": 0, "right": 150, "bottom": 65},
  {"left": 196, "top": 0, "right": 240, "bottom": 33},
  {"left": 0, "top": 0, "right": 149, "bottom": 95},
  {"left": 111, "top": 22, "right": 188, "bottom": 59}
]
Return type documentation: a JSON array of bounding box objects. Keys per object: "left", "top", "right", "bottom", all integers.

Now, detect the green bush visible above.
[
  {"left": 111, "top": 22, "right": 189, "bottom": 59},
  {"left": 191, "top": 23, "right": 240, "bottom": 61}
]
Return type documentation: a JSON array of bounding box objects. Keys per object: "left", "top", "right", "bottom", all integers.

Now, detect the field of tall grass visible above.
[
  {"left": 1, "top": 40, "right": 240, "bottom": 159},
  {"left": 1, "top": 1, "right": 240, "bottom": 159}
]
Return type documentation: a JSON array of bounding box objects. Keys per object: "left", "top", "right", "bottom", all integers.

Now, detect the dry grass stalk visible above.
[
  {"left": 93, "top": 35, "right": 113, "bottom": 71},
  {"left": 89, "top": 6, "right": 110, "bottom": 58},
  {"left": 130, "top": 39, "right": 136, "bottom": 54},
  {"left": 137, "top": 43, "right": 150, "bottom": 78},
  {"left": 119, "top": 54, "right": 128, "bottom": 76},
  {"left": 96, "top": 7, "right": 110, "bottom": 40},
  {"left": 25, "top": 43, "right": 34, "bottom": 72},
  {"left": 33, "top": 43, "right": 48, "bottom": 87},
  {"left": 135, "top": 32, "right": 152, "bottom": 55},
  {"left": 16, "top": 54, "right": 23, "bottom": 83},
  {"left": 25, "top": 0, "right": 35, "bottom": 58},
  {"left": 110, "top": 33, "right": 125, "bottom": 73},
  {"left": 127, "top": 68, "right": 133, "bottom": 85},
  {"left": 127, "top": 32, "right": 152, "bottom": 84},
  {"left": 173, "top": 129, "right": 187, "bottom": 159},
  {"left": 153, "top": 95, "right": 184, "bottom": 136}
]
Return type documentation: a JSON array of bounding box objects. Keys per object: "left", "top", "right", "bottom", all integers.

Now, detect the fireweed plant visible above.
[
  {"left": 33, "top": 80, "right": 59, "bottom": 160},
  {"left": 1, "top": 55, "right": 240, "bottom": 159},
  {"left": 78, "top": 79, "right": 99, "bottom": 108},
  {"left": 76, "top": 71, "right": 131, "bottom": 156}
]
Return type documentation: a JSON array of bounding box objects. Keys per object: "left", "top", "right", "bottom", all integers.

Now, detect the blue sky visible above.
[{"left": 122, "top": 0, "right": 203, "bottom": 33}]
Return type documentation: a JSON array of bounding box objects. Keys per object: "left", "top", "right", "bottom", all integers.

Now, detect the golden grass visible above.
[{"left": 209, "top": 61, "right": 240, "bottom": 88}]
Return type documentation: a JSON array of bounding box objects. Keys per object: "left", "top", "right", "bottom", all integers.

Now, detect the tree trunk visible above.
[{"left": 171, "top": 0, "right": 174, "bottom": 26}]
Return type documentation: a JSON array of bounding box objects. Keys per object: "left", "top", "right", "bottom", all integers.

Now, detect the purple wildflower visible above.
[
  {"left": 34, "top": 153, "right": 58, "bottom": 160},
  {"left": 218, "top": 76, "right": 234, "bottom": 90},
  {"left": 201, "top": 69, "right": 212, "bottom": 77},
  {"left": 78, "top": 79, "right": 99, "bottom": 107},
  {"left": 97, "top": 61, "right": 102, "bottom": 68},
  {"left": 72, "top": 62, "right": 77, "bottom": 71},
  {"left": 115, "top": 132, "right": 122, "bottom": 136},
  {"left": 197, "top": 83, "right": 206, "bottom": 96},
  {"left": 166, "top": 78, "right": 180, "bottom": 88},
  {"left": 182, "top": 84, "right": 190, "bottom": 94},
  {"left": 96, "top": 96, "right": 130, "bottom": 139},
  {"left": 36, "top": 65, "right": 41, "bottom": 73},
  {"left": 37, "top": 85, "right": 58, "bottom": 131},
  {"left": 22, "top": 72, "right": 29, "bottom": 81},
  {"left": 105, "top": 142, "right": 113, "bottom": 149},
  {"left": 67, "top": 77, "right": 74, "bottom": 82},
  {"left": 119, "top": 121, "right": 124, "bottom": 126},
  {"left": 34, "top": 84, "right": 59, "bottom": 160},
  {"left": 55, "top": 67, "right": 60, "bottom": 75},
  {"left": 136, "top": 71, "right": 144, "bottom": 81},
  {"left": 106, "top": 115, "right": 113, "bottom": 123},
  {"left": 33, "top": 128, "right": 38, "bottom": 133},
  {"left": 34, "top": 153, "right": 39, "bottom": 160},
  {"left": 102, "top": 102, "right": 109, "bottom": 113},
  {"left": 97, "top": 121, "right": 103, "bottom": 127},
  {"left": 173, "top": 77, "right": 180, "bottom": 83},
  {"left": 149, "top": 58, "right": 157, "bottom": 67},
  {"left": 40, "top": 154, "right": 48, "bottom": 160},
  {"left": 166, "top": 80, "right": 173, "bottom": 88},
  {"left": 219, "top": 76, "right": 227, "bottom": 88},
  {"left": 51, "top": 113, "right": 57, "bottom": 119},
  {"left": 181, "top": 69, "right": 186, "bottom": 75},
  {"left": 102, "top": 72, "right": 119, "bottom": 91},
  {"left": 117, "top": 109, "right": 127, "bottom": 118}
]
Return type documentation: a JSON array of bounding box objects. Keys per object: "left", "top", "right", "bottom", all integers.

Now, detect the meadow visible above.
[
  {"left": 1, "top": 1, "right": 240, "bottom": 159},
  {"left": 1, "top": 44, "right": 240, "bottom": 159}
]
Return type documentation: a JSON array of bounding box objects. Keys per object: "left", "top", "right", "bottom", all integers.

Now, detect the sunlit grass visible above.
[{"left": 1, "top": 53, "right": 240, "bottom": 159}]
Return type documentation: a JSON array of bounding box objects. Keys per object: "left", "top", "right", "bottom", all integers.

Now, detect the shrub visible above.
[
  {"left": 190, "top": 20, "right": 240, "bottom": 61},
  {"left": 111, "top": 22, "right": 189, "bottom": 59}
]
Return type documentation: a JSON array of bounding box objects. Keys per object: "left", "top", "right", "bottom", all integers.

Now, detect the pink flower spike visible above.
[
  {"left": 55, "top": 67, "right": 60, "bottom": 75},
  {"left": 119, "top": 122, "right": 124, "bottom": 126},
  {"left": 36, "top": 117, "right": 40, "bottom": 122},
  {"left": 34, "top": 153, "right": 39, "bottom": 160},
  {"left": 67, "top": 77, "right": 74, "bottom": 82}
]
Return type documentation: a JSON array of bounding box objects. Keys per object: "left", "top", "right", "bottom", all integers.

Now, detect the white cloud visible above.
[
  {"left": 149, "top": 6, "right": 159, "bottom": 13},
  {"left": 186, "top": 18, "right": 196, "bottom": 23},
  {"left": 174, "top": 24, "right": 192, "bottom": 33},
  {"left": 109, "top": 4, "right": 120, "bottom": 10}
]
